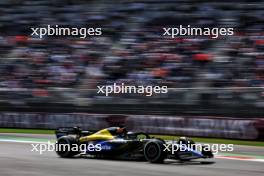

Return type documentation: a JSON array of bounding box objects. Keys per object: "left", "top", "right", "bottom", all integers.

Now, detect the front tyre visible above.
[
  {"left": 201, "top": 146, "right": 214, "bottom": 158},
  {"left": 56, "top": 136, "right": 80, "bottom": 158},
  {"left": 144, "top": 140, "right": 166, "bottom": 163}
]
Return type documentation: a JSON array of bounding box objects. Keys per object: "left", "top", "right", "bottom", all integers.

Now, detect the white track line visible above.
[{"left": 0, "top": 139, "right": 49, "bottom": 144}]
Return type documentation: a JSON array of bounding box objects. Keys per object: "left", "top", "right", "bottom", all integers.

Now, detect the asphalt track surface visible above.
[{"left": 0, "top": 134, "right": 263, "bottom": 176}]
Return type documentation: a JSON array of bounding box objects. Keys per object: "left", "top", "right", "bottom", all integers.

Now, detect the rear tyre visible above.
[
  {"left": 144, "top": 140, "right": 166, "bottom": 163},
  {"left": 56, "top": 136, "right": 79, "bottom": 158}
]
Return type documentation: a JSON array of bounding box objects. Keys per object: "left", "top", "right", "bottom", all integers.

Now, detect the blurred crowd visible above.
[{"left": 0, "top": 0, "right": 263, "bottom": 105}]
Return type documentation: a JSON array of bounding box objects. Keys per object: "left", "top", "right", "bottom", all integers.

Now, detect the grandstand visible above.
[{"left": 0, "top": 0, "right": 263, "bottom": 116}]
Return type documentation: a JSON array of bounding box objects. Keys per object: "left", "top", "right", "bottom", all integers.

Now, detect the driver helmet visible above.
[{"left": 116, "top": 127, "right": 127, "bottom": 135}]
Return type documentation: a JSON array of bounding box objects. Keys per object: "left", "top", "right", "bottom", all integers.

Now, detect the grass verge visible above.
[
  {"left": 152, "top": 134, "right": 264, "bottom": 147},
  {"left": 0, "top": 128, "right": 54, "bottom": 134}
]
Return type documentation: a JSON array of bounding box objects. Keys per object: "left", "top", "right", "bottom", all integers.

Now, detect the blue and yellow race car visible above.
[{"left": 55, "top": 127, "right": 213, "bottom": 163}]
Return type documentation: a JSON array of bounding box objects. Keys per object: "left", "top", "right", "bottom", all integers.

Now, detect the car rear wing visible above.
[
  {"left": 55, "top": 127, "right": 79, "bottom": 139},
  {"left": 55, "top": 127, "right": 94, "bottom": 139}
]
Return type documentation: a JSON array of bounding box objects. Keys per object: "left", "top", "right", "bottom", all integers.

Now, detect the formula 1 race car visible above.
[{"left": 55, "top": 127, "right": 213, "bottom": 163}]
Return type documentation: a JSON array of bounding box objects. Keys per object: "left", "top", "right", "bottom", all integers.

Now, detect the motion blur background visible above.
[{"left": 0, "top": 0, "right": 263, "bottom": 139}]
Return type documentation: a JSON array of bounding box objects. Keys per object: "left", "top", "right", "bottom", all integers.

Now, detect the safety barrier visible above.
[{"left": 0, "top": 112, "right": 263, "bottom": 140}]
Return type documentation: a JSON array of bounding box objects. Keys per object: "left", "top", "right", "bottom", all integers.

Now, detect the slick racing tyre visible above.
[
  {"left": 56, "top": 136, "right": 80, "bottom": 158},
  {"left": 144, "top": 140, "right": 166, "bottom": 163}
]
